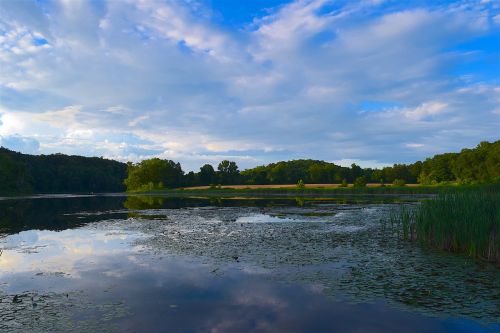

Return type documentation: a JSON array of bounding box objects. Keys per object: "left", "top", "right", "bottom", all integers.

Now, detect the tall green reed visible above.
[{"left": 392, "top": 184, "right": 500, "bottom": 262}]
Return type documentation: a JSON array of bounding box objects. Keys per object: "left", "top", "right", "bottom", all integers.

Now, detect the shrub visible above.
[
  {"left": 296, "top": 179, "right": 305, "bottom": 189},
  {"left": 353, "top": 176, "right": 367, "bottom": 188},
  {"left": 392, "top": 179, "right": 406, "bottom": 187}
]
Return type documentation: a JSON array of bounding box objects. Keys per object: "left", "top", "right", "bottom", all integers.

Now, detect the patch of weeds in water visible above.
[{"left": 391, "top": 185, "right": 500, "bottom": 262}]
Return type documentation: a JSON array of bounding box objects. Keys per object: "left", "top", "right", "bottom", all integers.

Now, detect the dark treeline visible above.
[
  {"left": 1, "top": 140, "right": 498, "bottom": 195},
  {"left": 125, "top": 140, "right": 499, "bottom": 191},
  {"left": 0, "top": 148, "right": 126, "bottom": 195}
]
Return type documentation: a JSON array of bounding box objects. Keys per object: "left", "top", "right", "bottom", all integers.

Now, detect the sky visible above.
[{"left": 0, "top": 0, "right": 499, "bottom": 171}]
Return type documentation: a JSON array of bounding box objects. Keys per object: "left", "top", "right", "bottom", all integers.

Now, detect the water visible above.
[{"left": 0, "top": 195, "right": 498, "bottom": 332}]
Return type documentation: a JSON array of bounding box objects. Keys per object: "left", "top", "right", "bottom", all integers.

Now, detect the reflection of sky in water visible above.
[
  {"left": 1, "top": 229, "right": 140, "bottom": 281},
  {"left": 0, "top": 227, "right": 492, "bottom": 333},
  {"left": 0, "top": 196, "right": 498, "bottom": 332},
  {"left": 236, "top": 213, "right": 297, "bottom": 223}
]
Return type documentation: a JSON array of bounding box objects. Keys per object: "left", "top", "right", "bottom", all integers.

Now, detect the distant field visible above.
[{"left": 181, "top": 183, "right": 420, "bottom": 190}]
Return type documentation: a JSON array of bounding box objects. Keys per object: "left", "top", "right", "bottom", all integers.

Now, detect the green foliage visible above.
[
  {"left": 340, "top": 179, "right": 348, "bottom": 187},
  {"left": 296, "top": 179, "right": 305, "bottom": 189},
  {"left": 183, "top": 171, "right": 197, "bottom": 187},
  {"left": 217, "top": 160, "right": 239, "bottom": 184},
  {"left": 242, "top": 159, "right": 354, "bottom": 185},
  {"left": 0, "top": 147, "right": 126, "bottom": 195},
  {"left": 353, "top": 176, "right": 367, "bottom": 188},
  {"left": 392, "top": 184, "right": 500, "bottom": 262},
  {"left": 418, "top": 141, "right": 499, "bottom": 184},
  {"left": 199, "top": 164, "right": 216, "bottom": 185},
  {"left": 392, "top": 179, "right": 406, "bottom": 187},
  {"left": 124, "top": 158, "right": 183, "bottom": 192},
  {"left": 241, "top": 165, "right": 268, "bottom": 185},
  {"left": 0, "top": 151, "right": 32, "bottom": 195},
  {"left": 2, "top": 140, "right": 498, "bottom": 195}
]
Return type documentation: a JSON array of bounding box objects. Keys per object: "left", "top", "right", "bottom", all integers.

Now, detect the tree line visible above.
[
  {"left": 1, "top": 140, "right": 498, "bottom": 195},
  {"left": 124, "top": 140, "right": 499, "bottom": 191},
  {"left": 0, "top": 148, "right": 127, "bottom": 195}
]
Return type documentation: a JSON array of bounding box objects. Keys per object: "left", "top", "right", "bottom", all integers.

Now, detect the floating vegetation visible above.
[
  {"left": 0, "top": 291, "right": 130, "bottom": 333},
  {"left": 1, "top": 195, "right": 499, "bottom": 330},
  {"left": 116, "top": 204, "right": 499, "bottom": 323}
]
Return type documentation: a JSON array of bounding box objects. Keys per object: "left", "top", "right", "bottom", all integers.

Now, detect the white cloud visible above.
[
  {"left": 404, "top": 102, "right": 449, "bottom": 120},
  {"left": 35, "top": 105, "right": 82, "bottom": 128},
  {"left": 405, "top": 143, "right": 424, "bottom": 149},
  {"left": 0, "top": 0, "right": 499, "bottom": 170},
  {"left": 332, "top": 158, "right": 391, "bottom": 169}
]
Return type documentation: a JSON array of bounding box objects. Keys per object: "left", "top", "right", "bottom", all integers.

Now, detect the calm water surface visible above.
[{"left": 0, "top": 195, "right": 499, "bottom": 332}]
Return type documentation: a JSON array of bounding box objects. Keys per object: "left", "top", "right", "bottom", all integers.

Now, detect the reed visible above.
[{"left": 393, "top": 184, "right": 500, "bottom": 262}]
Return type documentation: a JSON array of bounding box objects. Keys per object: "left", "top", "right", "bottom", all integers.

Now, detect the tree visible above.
[
  {"left": 268, "top": 162, "right": 288, "bottom": 184},
  {"left": 350, "top": 163, "right": 363, "bottom": 182},
  {"left": 308, "top": 164, "right": 334, "bottom": 183},
  {"left": 184, "top": 171, "right": 198, "bottom": 187},
  {"left": 217, "top": 160, "right": 239, "bottom": 184},
  {"left": 0, "top": 151, "right": 32, "bottom": 195},
  {"left": 199, "top": 164, "right": 216, "bottom": 185},
  {"left": 353, "top": 176, "right": 367, "bottom": 188},
  {"left": 124, "top": 158, "right": 184, "bottom": 191},
  {"left": 0, "top": 147, "right": 126, "bottom": 195},
  {"left": 240, "top": 165, "right": 269, "bottom": 184}
]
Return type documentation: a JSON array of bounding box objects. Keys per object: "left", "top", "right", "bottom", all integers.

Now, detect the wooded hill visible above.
[{"left": 0, "top": 148, "right": 127, "bottom": 195}]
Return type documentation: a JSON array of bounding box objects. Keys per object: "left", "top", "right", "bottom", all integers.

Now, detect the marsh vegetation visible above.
[{"left": 391, "top": 184, "right": 500, "bottom": 262}]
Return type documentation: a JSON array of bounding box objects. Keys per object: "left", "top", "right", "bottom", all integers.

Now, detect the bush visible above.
[
  {"left": 296, "top": 179, "right": 305, "bottom": 189},
  {"left": 353, "top": 176, "right": 367, "bottom": 188},
  {"left": 392, "top": 179, "right": 406, "bottom": 187},
  {"left": 340, "top": 179, "right": 348, "bottom": 187}
]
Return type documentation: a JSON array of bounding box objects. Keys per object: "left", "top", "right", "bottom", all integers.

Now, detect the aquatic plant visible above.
[{"left": 393, "top": 184, "right": 500, "bottom": 262}]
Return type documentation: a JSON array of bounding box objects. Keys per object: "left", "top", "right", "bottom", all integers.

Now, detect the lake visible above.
[{"left": 0, "top": 194, "right": 499, "bottom": 332}]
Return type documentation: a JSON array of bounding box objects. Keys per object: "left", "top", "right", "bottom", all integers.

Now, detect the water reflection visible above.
[
  {"left": 0, "top": 195, "right": 498, "bottom": 332},
  {"left": 1, "top": 228, "right": 139, "bottom": 281},
  {"left": 0, "top": 196, "right": 126, "bottom": 233},
  {"left": 0, "top": 228, "right": 493, "bottom": 333}
]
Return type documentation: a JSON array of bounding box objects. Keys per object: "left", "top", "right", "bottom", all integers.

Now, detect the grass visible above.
[
  {"left": 392, "top": 183, "right": 500, "bottom": 262},
  {"left": 137, "top": 183, "right": 478, "bottom": 197}
]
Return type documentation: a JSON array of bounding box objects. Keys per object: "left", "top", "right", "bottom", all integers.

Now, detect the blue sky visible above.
[{"left": 0, "top": 0, "right": 499, "bottom": 171}]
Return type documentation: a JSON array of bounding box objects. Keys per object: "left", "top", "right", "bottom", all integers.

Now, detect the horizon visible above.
[
  {"left": 1, "top": 0, "right": 499, "bottom": 172},
  {"left": 1, "top": 138, "right": 494, "bottom": 172}
]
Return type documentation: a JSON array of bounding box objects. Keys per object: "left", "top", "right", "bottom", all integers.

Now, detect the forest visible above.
[
  {"left": 0, "top": 148, "right": 127, "bottom": 195},
  {"left": 124, "top": 140, "right": 499, "bottom": 191},
  {"left": 0, "top": 140, "right": 498, "bottom": 195}
]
